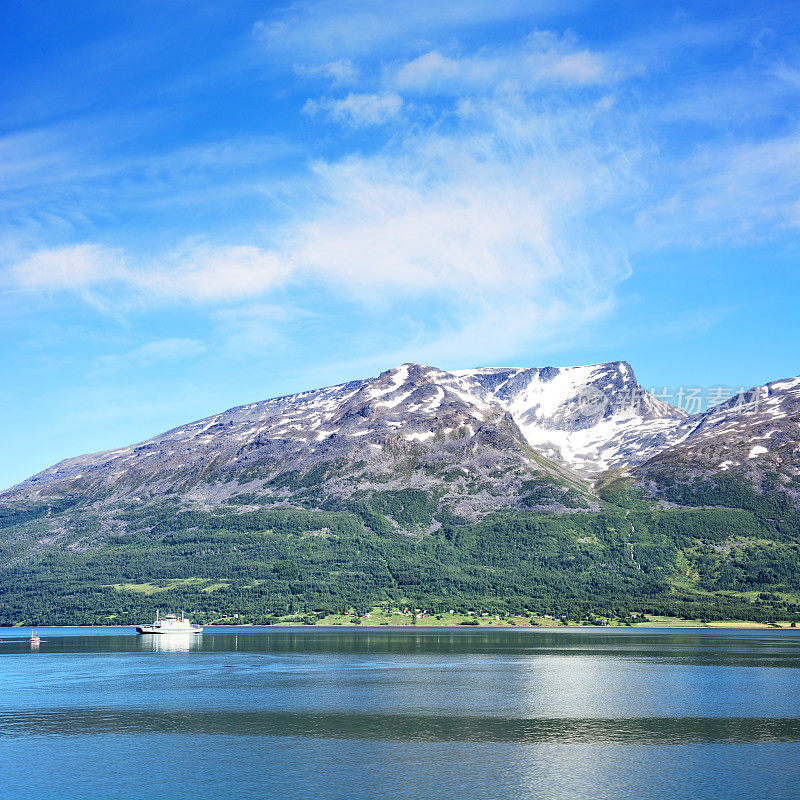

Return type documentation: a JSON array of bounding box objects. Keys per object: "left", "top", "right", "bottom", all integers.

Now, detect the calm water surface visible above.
[{"left": 1, "top": 626, "right": 799, "bottom": 799}]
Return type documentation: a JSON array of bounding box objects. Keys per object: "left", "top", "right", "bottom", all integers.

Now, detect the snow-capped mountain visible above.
[
  {"left": 634, "top": 374, "right": 800, "bottom": 499},
  {"left": 3, "top": 362, "right": 798, "bottom": 512},
  {"left": 5, "top": 363, "right": 593, "bottom": 515},
  {"left": 11, "top": 363, "right": 518, "bottom": 492}
]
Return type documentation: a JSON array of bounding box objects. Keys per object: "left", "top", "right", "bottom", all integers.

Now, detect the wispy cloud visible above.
[
  {"left": 303, "top": 93, "right": 403, "bottom": 126},
  {"left": 295, "top": 59, "right": 360, "bottom": 86},
  {"left": 389, "top": 32, "right": 618, "bottom": 94},
  {"left": 12, "top": 244, "right": 125, "bottom": 292},
  {"left": 253, "top": 0, "right": 574, "bottom": 60},
  {"left": 639, "top": 135, "right": 800, "bottom": 244},
  {"left": 7, "top": 78, "right": 636, "bottom": 363},
  {"left": 0, "top": 120, "right": 295, "bottom": 257},
  {"left": 4, "top": 1, "right": 799, "bottom": 370},
  {"left": 8, "top": 242, "right": 291, "bottom": 309},
  {"left": 95, "top": 337, "right": 207, "bottom": 371}
]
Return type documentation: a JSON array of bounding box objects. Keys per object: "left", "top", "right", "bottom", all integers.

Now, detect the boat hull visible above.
[{"left": 135, "top": 626, "right": 203, "bottom": 634}]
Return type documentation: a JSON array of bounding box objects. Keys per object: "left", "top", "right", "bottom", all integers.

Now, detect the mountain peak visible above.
[{"left": 454, "top": 360, "right": 688, "bottom": 473}]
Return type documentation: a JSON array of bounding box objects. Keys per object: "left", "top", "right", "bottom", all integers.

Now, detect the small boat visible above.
[
  {"left": 135, "top": 609, "right": 202, "bottom": 635},
  {"left": 30, "top": 630, "right": 41, "bottom": 643}
]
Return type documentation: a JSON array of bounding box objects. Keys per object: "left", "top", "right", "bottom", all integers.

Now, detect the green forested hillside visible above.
[{"left": 1, "top": 482, "right": 799, "bottom": 626}]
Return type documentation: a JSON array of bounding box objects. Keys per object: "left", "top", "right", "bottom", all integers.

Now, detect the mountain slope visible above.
[
  {"left": 3, "top": 363, "right": 599, "bottom": 520},
  {"left": 5, "top": 360, "right": 799, "bottom": 524},
  {"left": 631, "top": 375, "right": 800, "bottom": 511}
]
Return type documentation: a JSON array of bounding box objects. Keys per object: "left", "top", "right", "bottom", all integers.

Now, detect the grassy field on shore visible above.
[{"left": 252, "top": 608, "right": 799, "bottom": 630}]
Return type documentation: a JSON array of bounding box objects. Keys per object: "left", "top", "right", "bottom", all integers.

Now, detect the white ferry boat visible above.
[{"left": 135, "top": 610, "right": 202, "bottom": 635}]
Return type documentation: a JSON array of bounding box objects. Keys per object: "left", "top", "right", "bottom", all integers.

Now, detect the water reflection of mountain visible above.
[{"left": 141, "top": 634, "right": 203, "bottom": 653}]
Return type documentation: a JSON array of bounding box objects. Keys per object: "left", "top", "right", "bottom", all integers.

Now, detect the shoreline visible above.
[{"left": 5, "top": 619, "right": 799, "bottom": 631}]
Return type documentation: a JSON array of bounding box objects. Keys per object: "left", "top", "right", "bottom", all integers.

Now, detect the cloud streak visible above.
[
  {"left": 389, "top": 32, "right": 618, "bottom": 94},
  {"left": 253, "top": 0, "right": 574, "bottom": 60},
  {"left": 639, "top": 134, "right": 800, "bottom": 244},
  {"left": 10, "top": 243, "right": 296, "bottom": 310},
  {"left": 95, "top": 337, "right": 207, "bottom": 371},
  {"left": 303, "top": 93, "right": 403, "bottom": 126}
]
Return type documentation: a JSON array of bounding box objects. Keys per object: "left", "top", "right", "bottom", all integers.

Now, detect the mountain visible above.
[
  {"left": 1, "top": 361, "right": 799, "bottom": 627},
  {"left": 5, "top": 360, "right": 695, "bottom": 506},
  {"left": 5, "top": 363, "right": 599, "bottom": 517},
  {"left": 631, "top": 375, "right": 800, "bottom": 510}
]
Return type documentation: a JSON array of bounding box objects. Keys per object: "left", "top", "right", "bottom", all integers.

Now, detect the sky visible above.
[{"left": 1, "top": 0, "right": 799, "bottom": 490}]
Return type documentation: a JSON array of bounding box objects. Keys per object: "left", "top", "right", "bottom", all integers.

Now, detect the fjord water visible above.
[{"left": 1, "top": 628, "right": 799, "bottom": 799}]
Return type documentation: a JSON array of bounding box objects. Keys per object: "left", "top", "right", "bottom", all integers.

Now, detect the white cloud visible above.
[
  {"left": 8, "top": 243, "right": 292, "bottom": 307},
  {"left": 390, "top": 34, "right": 615, "bottom": 94},
  {"left": 393, "top": 52, "right": 481, "bottom": 91},
  {"left": 291, "top": 151, "right": 611, "bottom": 295},
  {"left": 304, "top": 93, "right": 403, "bottom": 126},
  {"left": 142, "top": 244, "right": 291, "bottom": 303},
  {"left": 295, "top": 59, "right": 360, "bottom": 86},
  {"left": 543, "top": 49, "right": 609, "bottom": 84},
  {"left": 9, "top": 7, "right": 797, "bottom": 368},
  {"left": 7, "top": 86, "right": 633, "bottom": 360},
  {"left": 282, "top": 91, "right": 635, "bottom": 359},
  {"left": 6, "top": 53, "right": 639, "bottom": 362},
  {"left": 12, "top": 244, "right": 125, "bottom": 291}
]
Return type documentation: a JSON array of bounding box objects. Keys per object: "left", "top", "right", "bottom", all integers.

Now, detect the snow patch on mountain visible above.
[{"left": 455, "top": 362, "right": 691, "bottom": 473}]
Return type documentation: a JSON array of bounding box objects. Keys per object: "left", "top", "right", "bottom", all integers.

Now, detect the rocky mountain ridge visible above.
[
  {"left": 3, "top": 361, "right": 798, "bottom": 514},
  {"left": 632, "top": 374, "right": 800, "bottom": 506}
]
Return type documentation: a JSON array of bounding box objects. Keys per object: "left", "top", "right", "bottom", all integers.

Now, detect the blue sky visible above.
[{"left": 1, "top": 0, "right": 799, "bottom": 490}]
